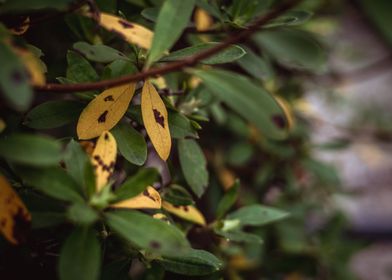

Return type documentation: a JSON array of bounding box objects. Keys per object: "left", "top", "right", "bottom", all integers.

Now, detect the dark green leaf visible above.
[
  {"left": 193, "top": 69, "right": 288, "bottom": 139},
  {"left": 160, "top": 43, "right": 246, "bottom": 64},
  {"left": 67, "top": 203, "right": 99, "bottom": 226},
  {"left": 216, "top": 179, "right": 239, "bottom": 219},
  {"left": 105, "top": 210, "right": 190, "bottom": 256},
  {"left": 159, "top": 249, "right": 222, "bottom": 276},
  {"left": 237, "top": 47, "right": 273, "bottom": 80},
  {"left": 19, "top": 166, "right": 84, "bottom": 203},
  {"left": 114, "top": 168, "right": 159, "bottom": 201},
  {"left": 66, "top": 50, "right": 98, "bottom": 82},
  {"left": 254, "top": 28, "right": 326, "bottom": 71},
  {"left": 73, "top": 42, "right": 128, "bottom": 63},
  {"left": 64, "top": 139, "right": 95, "bottom": 197},
  {"left": 214, "top": 229, "right": 263, "bottom": 244},
  {"left": 102, "top": 59, "right": 138, "bottom": 79},
  {"left": 0, "top": 42, "right": 32, "bottom": 111},
  {"left": 59, "top": 227, "right": 101, "bottom": 280},
  {"left": 112, "top": 123, "right": 147, "bottom": 166},
  {"left": 227, "top": 143, "right": 254, "bottom": 166},
  {"left": 225, "top": 204, "right": 289, "bottom": 227},
  {"left": 168, "top": 110, "right": 198, "bottom": 139},
  {"left": 265, "top": 10, "right": 313, "bottom": 28},
  {"left": 178, "top": 139, "right": 208, "bottom": 197},
  {"left": 24, "top": 100, "right": 84, "bottom": 129},
  {"left": 0, "top": 0, "right": 73, "bottom": 13},
  {"left": 0, "top": 133, "right": 61, "bottom": 166},
  {"left": 31, "top": 212, "right": 66, "bottom": 229},
  {"left": 163, "top": 184, "right": 194, "bottom": 206},
  {"left": 147, "top": 0, "right": 196, "bottom": 64},
  {"left": 141, "top": 7, "right": 159, "bottom": 22}
]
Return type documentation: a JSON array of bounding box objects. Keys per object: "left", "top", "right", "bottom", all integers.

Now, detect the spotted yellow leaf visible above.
[
  {"left": 91, "top": 131, "right": 117, "bottom": 191},
  {"left": 194, "top": 8, "right": 213, "bottom": 31},
  {"left": 111, "top": 186, "right": 161, "bottom": 209},
  {"left": 162, "top": 201, "right": 206, "bottom": 226},
  {"left": 77, "top": 83, "right": 136, "bottom": 140},
  {"left": 10, "top": 17, "right": 30, "bottom": 35},
  {"left": 141, "top": 80, "right": 171, "bottom": 161},
  {"left": 0, "top": 175, "right": 31, "bottom": 244},
  {"left": 98, "top": 12, "right": 153, "bottom": 49}
]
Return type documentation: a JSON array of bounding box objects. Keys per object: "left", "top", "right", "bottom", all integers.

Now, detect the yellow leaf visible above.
[
  {"left": 0, "top": 175, "right": 31, "bottom": 245},
  {"left": 91, "top": 131, "right": 117, "bottom": 191},
  {"left": 111, "top": 186, "right": 161, "bottom": 209},
  {"left": 10, "top": 17, "right": 30, "bottom": 35},
  {"left": 98, "top": 12, "right": 153, "bottom": 49},
  {"left": 77, "top": 83, "right": 136, "bottom": 140},
  {"left": 162, "top": 201, "right": 206, "bottom": 226},
  {"left": 153, "top": 213, "right": 169, "bottom": 223},
  {"left": 16, "top": 47, "right": 46, "bottom": 86},
  {"left": 275, "top": 96, "right": 294, "bottom": 131},
  {"left": 141, "top": 80, "right": 171, "bottom": 161},
  {"left": 194, "top": 9, "right": 213, "bottom": 31}
]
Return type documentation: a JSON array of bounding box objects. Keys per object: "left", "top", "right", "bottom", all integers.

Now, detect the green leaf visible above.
[
  {"left": 225, "top": 204, "right": 289, "bottom": 227},
  {"left": 112, "top": 123, "right": 147, "bottom": 166},
  {"left": 141, "top": 7, "right": 159, "bottom": 22},
  {"left": 114, "top": 168, "right": 159, "bottom": 201},
  {"left": 0, "top": 0, "right": 73, "bottom": 13},
  {"left": 67, "top": 203, "right": 99, "bottom": 226},
  {"left": 147, "top": 0, "right": 196, "bottom": 64},
  {"left": 214, "top": 229, "right": 263, "bottom": 244},
  {"left": 216, "top": 179, "right": 239, "bottom": 219},
  {"left": 193, "top": 69, "right": 288, "bottom": 139},
  {"left": 265, "top": 10, "right": 313, "bottom": 28},
  {"left": 64, "top": 139, "right": 95, "bottom": 197},
  {"left": 237, "top": 47, "right": 273, "bottom": 80},
  {"left": 168, "top": 110, "right": 198, "bottom": 139},
  {"left": 19, "top": 166, "right": 85, "bottom": 203},
  {"left": 105, "top": 210, "right": 190, "bottom": 256},
  {"left": 160, "top": 43, "right": 246, "bottom": 64},
  {"left": 102, "top": 59, "right": 138, "bottom": 79},
  {"left": 31, "top": 212, "right": 66, "bottom": 229},
  {"left": 254, "top": 28, "right": 326, "bottom": 71},
  {"left": 0, "top": 42, "right": 32, "bottom": 111},
  {"left": 73, "top": 42, "right": 128, "bottom": 63},
  {"left": 178, "top": 139, "right": 208, "bottom": 197},
  {"left": 227, "top": 142, "right": 254, "bottom": 166},
  {"left": 159, "top": 249, "right": 222, "bottom": 276},
  {"left": 24, "top": 100, "right": 84, "bottom": 129},
  {"left": 59, "top": 227, "right": 101, "bottom": 280},
  {"left": 66, "top": 50, "right": 98, "bottom": 82},
  {"left": 0, "top": 133, "right": 61, "bottom": 166},
  {"left": 163, "top": 184, "right": 194, "bottom": 206}
]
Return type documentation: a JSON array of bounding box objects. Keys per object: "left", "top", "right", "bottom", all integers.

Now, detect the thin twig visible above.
[{"left": 34, "top": 0, "right": 301, "bottom": 93}]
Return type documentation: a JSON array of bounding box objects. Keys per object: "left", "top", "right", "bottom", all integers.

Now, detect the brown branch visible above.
[{"left": 34, "top": 0, "right": 301, "bottom": 93}]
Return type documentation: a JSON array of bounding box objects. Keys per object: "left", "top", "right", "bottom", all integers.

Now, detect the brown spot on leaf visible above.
[
  {"left": 104, "top": 95, "right": 114, "bottom": 102},
  {"left": 98, "top": 110, "right": 109, "bottom": 123},
  {"left": 183, "top": 206, "right": 189, "bottom": 212},
  {"left": 149, "top": 240, "right": 161, "bottom": 249},
  {"left": 12, "top": 207, "right": 31, "bottom": 244},
  {"left": 143, "top": 189, "right": 156, "bottom": 202},
  {"left": 10, "top": 70, "right": 25, "bottom": 85},
  {"left": 153, "top": 109, "right": 165, "bottom": 128},
  {"left": 272, "top": 114, "right": 286, "bottom": 129},
  {"left": 118, "top": 19, "right": 134, "bottom": 29},
  {"left": 104, "top": 132, "right": 109, "bottom": 140}
]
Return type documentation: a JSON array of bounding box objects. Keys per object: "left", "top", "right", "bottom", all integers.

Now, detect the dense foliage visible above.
[{"left": 0, "top": 0, "right": 368, "bottom": 279}]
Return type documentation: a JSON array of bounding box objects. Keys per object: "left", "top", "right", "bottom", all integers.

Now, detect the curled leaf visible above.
[
  {"left": 10, "top": 16, "right": 30, "bottom": 35},
  {"left": 141, "top": 80, "right": 171, "bottom": 161},
  {"left": 162, "top": 201, "right": 206, "bottom": 226},
  {"left": 91, "top": 131, "right": 117, "bottom": 191},
  {"left": 111, "top": 186, "right": 161, "bottom": 209},
  {"left": 0, "top": 175, "right": 31, "bottom": 244},
  {"left": 77, "top": 83, "right": 136, "bottom": 140},
  {"left": 98, "top": 12, "right": 153, "bottom": 49}
]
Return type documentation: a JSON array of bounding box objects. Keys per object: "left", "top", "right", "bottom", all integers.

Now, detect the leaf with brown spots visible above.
[
  {"left": 77, "top": 83, "right": 136, "bottom": 140},
  {"left": 141, "top": 80, "right": 171, "bottom": 161},
  {"left": 0, "top": 175, "right": 31, "bottom": 244},
  {"left": 111, "top": 186, "right": 161, "bottom": 209},
  {"left": 97, "top": 13, "right": 153, "bottom": 49},
  {"left": 91, "top": 131, "right": 117, "bottom": 191},
  {"left": 162, "top": 201, "right": 206, "bottom": 226}
]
